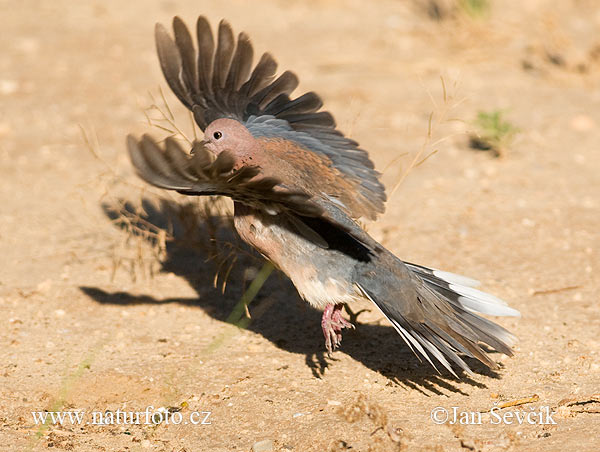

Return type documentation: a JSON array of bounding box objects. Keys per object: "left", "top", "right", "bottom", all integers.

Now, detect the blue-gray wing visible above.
[{"left": 155, "top": 16, "right": 386, "bottom": 218}]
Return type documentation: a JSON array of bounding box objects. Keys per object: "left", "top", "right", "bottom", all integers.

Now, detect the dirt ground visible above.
[{"left": 1, "top": 1, "right": 599, "bottom": 451}]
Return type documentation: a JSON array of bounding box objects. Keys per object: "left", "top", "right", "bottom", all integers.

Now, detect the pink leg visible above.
[{"left": 321, "top": 303, "right": 355, "bottom": 354}]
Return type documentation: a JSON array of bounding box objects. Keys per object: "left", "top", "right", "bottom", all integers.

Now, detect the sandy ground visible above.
[{"left": 1, "top": 1, "right": 599, "bottom": 451}]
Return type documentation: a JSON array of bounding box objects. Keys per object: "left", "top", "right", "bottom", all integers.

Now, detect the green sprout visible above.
[
  {"left": 459, "top": 0, "right": 491, "bottom": 18},
  {"left": 470, "top": 110, "right": 519, "bottom": 157}
]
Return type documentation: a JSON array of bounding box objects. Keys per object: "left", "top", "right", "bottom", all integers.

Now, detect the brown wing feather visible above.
[
  {"left": 127, "top": 135, "right": 323, "bottom": 218},
  {"left": 154, "top": 16, "right": 386, "bottom": 219},
  {"left": 127, "top": 134, "right": 382, "bottom": 252},
  {"left": 255, "top": 138, "right": 376, "bottom": 221}
]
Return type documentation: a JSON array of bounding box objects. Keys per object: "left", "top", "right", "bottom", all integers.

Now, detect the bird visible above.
[{"left": 127, "top": 15, "right": 520, "bottom": 376}]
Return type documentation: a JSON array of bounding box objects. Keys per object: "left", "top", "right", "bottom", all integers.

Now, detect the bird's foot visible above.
[{"left": 322, "top": 303, "right": 355, "bottom": 355}]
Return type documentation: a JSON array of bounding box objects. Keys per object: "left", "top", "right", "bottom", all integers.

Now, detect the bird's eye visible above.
[{"left": 213, "top": 131, "right": 222, "bottom": 140}]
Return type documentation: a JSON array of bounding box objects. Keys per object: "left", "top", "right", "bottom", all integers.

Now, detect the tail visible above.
[
  {"left": 355, "top": 257, "right": 520, "bottom": 377},
  {"left": 404, "top": 262, "right": 521, "bottom": 317}
]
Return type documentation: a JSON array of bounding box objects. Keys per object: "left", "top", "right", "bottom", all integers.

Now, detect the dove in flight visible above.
[{"left": 127, "top": 16, "right": 520, "bottom": 376}]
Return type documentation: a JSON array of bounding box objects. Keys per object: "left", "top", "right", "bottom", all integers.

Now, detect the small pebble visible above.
[
  {"left": 570, "top": 114, "right": 595, "bottom": 131},
  {"left": 0, "top": 122, "right": 12, "bottom": 138},
  {"left": 0, "top": 79, "right": 18, "bottom": 95},
  {"left": 252, "top": 439, "right": 274, "bottom": 452},
  {"left": 521, "top": 218, "right": 535, "bottom": 227},
  {"left": 36, "top": 279, "right": 53, "bottom": 293}
]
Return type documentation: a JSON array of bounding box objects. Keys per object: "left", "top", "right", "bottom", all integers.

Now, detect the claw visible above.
[{"left": 321, "top": 303, "right": 354, "bottom": 354}]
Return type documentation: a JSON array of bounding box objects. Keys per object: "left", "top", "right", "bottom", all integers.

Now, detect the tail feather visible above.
[
  {"left": 404, "top": 262, "right": 481, "bottom": 288},
  {"left": 355, "top": 260, "right": 519, "bottom": 375},
  {"left": 392, "top": 316, "right": 464, "bottom": 377},
  {"left": 456, "top": 311, "right": 517, "bottom": 356},
  {"left": 405, "top": 262, "right": 521, "bottom": 317},
  {"left": 361, "top": 283, "right": 469, "bottom": 377},
  {"left": 414, "top": 326, "right": 482, "bottom": 376},
  {"left": 420, "top": 324, "right": 475, "bottom": 374}
]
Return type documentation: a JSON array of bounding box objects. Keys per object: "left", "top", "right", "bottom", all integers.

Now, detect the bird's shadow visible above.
[{"left": 81, "top": 197, "right": 503, "bottom": 396}]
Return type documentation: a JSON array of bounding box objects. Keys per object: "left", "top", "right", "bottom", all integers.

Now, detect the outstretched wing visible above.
[
  {"left": 127, "top": 135, "right": 382, "bottom": 252},
  {"left": 154, "top": 16, "right": 386, "bottom": 219},
  {"left": 127, "top": 135, "right": 323, "bottom": 218}
]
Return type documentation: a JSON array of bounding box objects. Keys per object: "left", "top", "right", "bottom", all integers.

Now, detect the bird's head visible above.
[{"left": 202, "top": 118, "right": 256, "bottom": 157}]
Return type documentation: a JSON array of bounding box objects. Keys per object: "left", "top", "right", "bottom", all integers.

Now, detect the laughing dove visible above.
[{"left": 127, "top": 16, "right": 520, "bottom": 376}]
